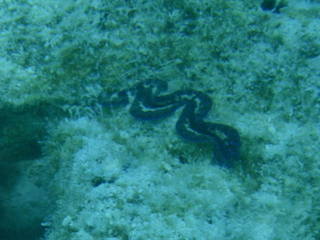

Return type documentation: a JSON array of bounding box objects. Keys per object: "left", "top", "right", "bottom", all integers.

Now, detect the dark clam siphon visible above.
[{"left": 101, "top": 79, "right": 241, "bottom": 168}]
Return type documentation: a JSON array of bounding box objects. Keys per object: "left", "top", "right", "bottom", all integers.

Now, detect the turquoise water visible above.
[{"left": 0, "top": 0, "right": 319, "bottom": 239}]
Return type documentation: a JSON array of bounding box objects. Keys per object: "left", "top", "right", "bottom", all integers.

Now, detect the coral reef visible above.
[{"left": 0, "top": 0, "right": 319, "bottom": 239}]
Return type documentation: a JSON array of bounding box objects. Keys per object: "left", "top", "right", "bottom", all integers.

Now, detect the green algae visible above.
[{"left": 0, "top": 0, "right": 319, "bottom": 239}]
